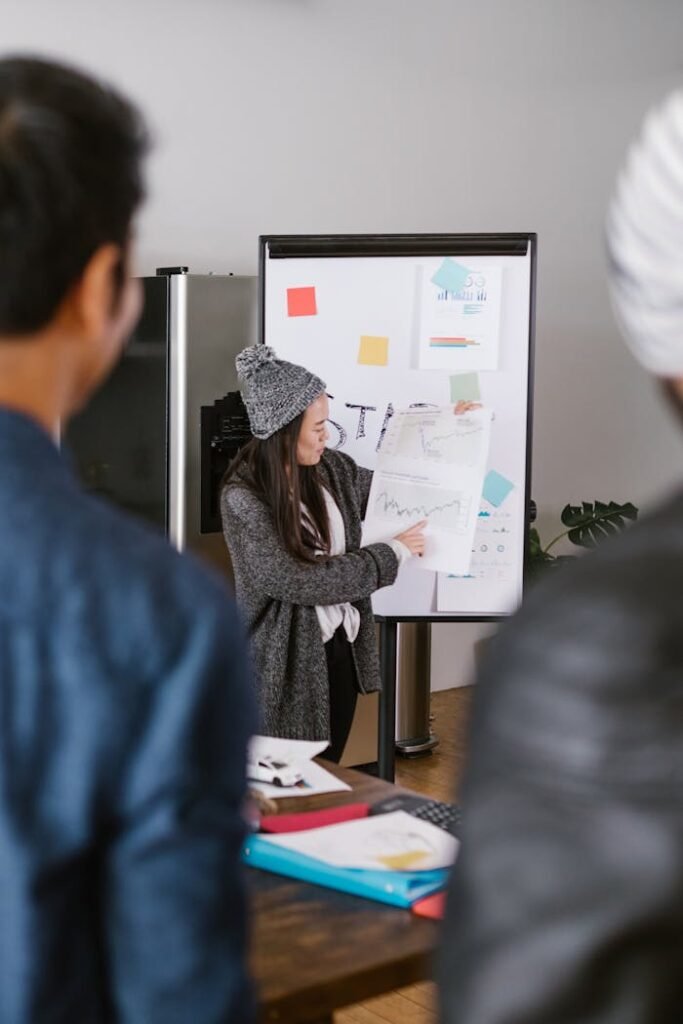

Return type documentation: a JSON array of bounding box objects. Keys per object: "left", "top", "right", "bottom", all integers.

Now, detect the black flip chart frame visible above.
[{"left": 260, "top": 234, "right": 537, "bottom": 778}]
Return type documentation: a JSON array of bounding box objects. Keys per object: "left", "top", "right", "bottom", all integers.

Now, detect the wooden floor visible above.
[{"left": 336, "top": 685, "right": 473, "bottom": 1024}]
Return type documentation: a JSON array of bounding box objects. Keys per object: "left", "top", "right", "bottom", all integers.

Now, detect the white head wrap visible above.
[{"left": 606, "top": 89, "right": 683, "bottom": 377}]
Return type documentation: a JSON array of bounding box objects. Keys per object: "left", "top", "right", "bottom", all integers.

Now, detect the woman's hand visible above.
[
  {"left": 454, "top": 401, "right": 482, "bottom": 414},
  {"left": 394, "top": 519, "right": 427, "bottom": 556}
]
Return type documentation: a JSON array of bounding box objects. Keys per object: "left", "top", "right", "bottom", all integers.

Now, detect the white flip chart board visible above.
[{"left": 260, "top": 234, "right": 536, "bottom": 620}]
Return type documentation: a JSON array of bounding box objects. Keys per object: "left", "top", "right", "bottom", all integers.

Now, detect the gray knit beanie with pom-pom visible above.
[{"left": 235, "top": 345, "right": 326, "bottom": 439}]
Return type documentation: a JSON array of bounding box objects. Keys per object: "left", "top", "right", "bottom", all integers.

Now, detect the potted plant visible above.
[{"left": 527, "top": 500, "right": 639, "bottom": 581}]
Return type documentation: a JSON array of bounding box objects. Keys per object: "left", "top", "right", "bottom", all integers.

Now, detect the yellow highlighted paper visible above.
[
  {"left": 358, "top": 335, "right": 389, "bottom": 366},
  {"left": 377, "top": 850, "right": 430, "bottom": 870}
]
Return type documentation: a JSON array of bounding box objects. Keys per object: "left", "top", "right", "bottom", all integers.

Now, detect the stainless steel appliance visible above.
[
  {"left": 66, "top": 269, "right": 379, "bottom": 766},
  {"left": 65, "top": 268, "right": 258, "bottom": 577}
]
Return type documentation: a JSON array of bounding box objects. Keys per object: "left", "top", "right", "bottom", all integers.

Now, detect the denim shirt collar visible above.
[{"left": 0, "top": 406, "right": 76, "bottom": 477}]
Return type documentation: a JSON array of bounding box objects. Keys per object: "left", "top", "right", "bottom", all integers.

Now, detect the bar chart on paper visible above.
[{"left": 419, "top": 265, "right": 503, "bottom": 371}]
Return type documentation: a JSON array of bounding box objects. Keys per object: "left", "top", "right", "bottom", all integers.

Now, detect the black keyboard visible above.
[{"left": 369, "top": 792, "right": 462, "bottom": 837}]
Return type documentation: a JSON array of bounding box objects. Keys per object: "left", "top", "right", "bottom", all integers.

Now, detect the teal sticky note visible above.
[
  {"left": 483, "top": 470, "right": 514, "bottom": 508},
  {"left": 431, "top": 257, "right": 470, "bottom": 295},
  {"left": 450, "top": 372, "right": 481, "bottom": 402}
]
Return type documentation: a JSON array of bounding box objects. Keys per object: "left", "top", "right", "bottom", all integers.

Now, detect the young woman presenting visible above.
[{"left": 220, "top": 345, "right": 425, "bottom": 761}]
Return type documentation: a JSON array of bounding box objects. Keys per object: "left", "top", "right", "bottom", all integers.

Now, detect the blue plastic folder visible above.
[{"left": 243, "top": 834, "right": 449, "bottom": 909}]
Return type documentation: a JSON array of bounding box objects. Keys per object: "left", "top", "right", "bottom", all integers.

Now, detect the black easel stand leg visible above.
[{"left": 378, "top": 620, "right": 397, "bottom": 782}]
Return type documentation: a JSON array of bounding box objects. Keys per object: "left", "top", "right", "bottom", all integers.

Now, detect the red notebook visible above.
[
  {"left": 411, "top": 891, "right": 446, "bottom": 920},
  {"left": 259, "top": 802, "right": 370, "bottom": 834}
]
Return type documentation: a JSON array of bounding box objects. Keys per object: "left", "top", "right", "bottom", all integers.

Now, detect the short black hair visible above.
[{"left": 0, "top": 55, "right": 149, "bottom": 334}]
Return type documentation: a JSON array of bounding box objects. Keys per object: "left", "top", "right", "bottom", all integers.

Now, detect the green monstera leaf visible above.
[
  {"left": 560, "top": 501, "right": 639, "bottom": 549},
  {"left": 526, "top": 500, "right": 639, "bottom": 582}
]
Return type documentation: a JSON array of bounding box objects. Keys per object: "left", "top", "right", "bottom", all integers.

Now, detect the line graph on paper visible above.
[
  {"left": 383, "top": 414, "right": 486, "bottom": 467},
  {"left": 372, "top": 480, "right": 472, "bottom": 534}
]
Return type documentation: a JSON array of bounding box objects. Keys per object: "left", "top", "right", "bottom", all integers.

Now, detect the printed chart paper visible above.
[
  {"left": 436, "top": 505, "right": 522, "bottom": 614},
  {"left": 418, "top": 264, "right": 503, "bottom": 371},
  {"left": 362, "top": 406, "right": 491, "bottom": 575}
]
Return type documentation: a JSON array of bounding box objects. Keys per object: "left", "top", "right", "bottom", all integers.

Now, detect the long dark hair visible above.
[{"left": 223, "top": 411, "right": 331, "bottom": 564}]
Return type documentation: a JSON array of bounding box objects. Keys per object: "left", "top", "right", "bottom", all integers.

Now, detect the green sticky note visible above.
[{"left": 450, "top": 373, "right": 481, "bottom": 402}]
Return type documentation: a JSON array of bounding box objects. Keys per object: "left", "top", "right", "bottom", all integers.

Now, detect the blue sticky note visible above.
[
  {"left": 431, "top": 257, "right": 470, "bottom": 295},
  {"left": 483, "top": 470, "right": 514, "bottom": 508}
]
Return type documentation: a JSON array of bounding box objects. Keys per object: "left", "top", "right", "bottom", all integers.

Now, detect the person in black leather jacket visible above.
[{"left": 439, "top": 87, "right": 683, "bottom": 1024}]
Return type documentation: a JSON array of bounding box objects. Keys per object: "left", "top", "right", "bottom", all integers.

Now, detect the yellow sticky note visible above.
[{"left": 358, "top": 335, "right": 389, "bottom": 366}]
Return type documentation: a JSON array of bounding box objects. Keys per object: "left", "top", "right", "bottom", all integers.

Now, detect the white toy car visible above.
[{"left": 247, "top": 755, "right": 303, "bottom": 788}]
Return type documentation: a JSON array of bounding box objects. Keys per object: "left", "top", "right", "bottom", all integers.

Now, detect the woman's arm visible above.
[{"left": 222, "top": 485, "right": 397, "bottom": 606}]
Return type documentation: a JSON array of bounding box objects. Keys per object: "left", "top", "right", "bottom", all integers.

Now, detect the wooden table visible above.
[{"left": 249, "top": 762, "right": 441, "bottom": 1024}]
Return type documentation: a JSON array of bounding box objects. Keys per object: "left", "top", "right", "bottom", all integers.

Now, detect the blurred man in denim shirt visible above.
[{"left": 0, "top": 56, "right": 256, "bottom": 1023}]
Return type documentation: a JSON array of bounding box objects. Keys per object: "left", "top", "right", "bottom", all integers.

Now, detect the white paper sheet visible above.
[
  {"left": 246, "top": 735, "right": 351, "bottom": 799},
  {"left": 436, "top": 505, "right": 523, "bottom": 614},
  {"left": 418, "top": 263, "right": 503, "bottom": 372},
  {"left": 248, "top": 736, "right": 330, "bottom": 765},
  {"left": 362, "top": 406, "right": 492, "bottom": 575},
  {"left": 261, "top": 810, "right": 458, "bottom": 872}
]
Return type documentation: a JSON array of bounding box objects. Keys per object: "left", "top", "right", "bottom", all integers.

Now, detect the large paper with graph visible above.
[{"left": 362, "top": 406, "right": 491, "bottom": 574}]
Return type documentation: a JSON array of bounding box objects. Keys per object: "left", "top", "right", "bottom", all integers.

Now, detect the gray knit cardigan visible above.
[{"left": 220, "top": 449, "right": 399, "bottom": 740}]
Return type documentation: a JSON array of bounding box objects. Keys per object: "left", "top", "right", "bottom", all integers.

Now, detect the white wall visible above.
[{"left": 3, "top": 0, "right": 683, "bottom": 689}]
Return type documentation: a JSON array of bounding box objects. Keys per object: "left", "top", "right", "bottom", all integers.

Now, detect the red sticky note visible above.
[{"left": 287, "top": 286, "right": 317, "bottom": 317}]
